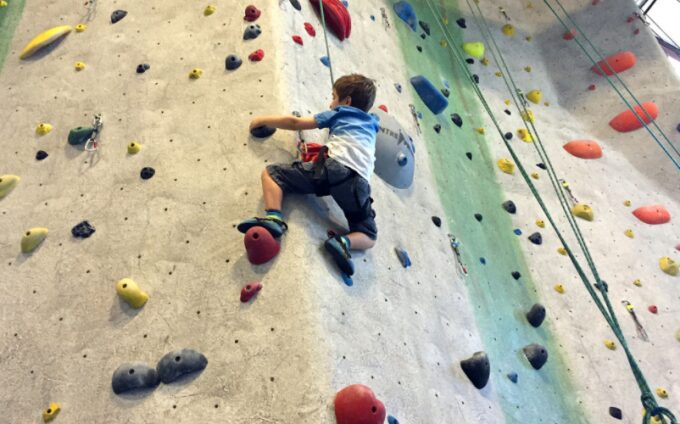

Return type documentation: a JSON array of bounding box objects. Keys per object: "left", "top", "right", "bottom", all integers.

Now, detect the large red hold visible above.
[
  {"left": 592, "top": 51, "right": 636, "bottom": 76},
  {"left": 244, "top": 227, "right": 280, "bottom": 264},
  {"left": 334, "top": 384, "right": 386, "bottom": 424},
  {"left": 632, "top": 205, "right": 671, "bottom": 225},
  {"left": 609, "top": 102, "right": 658, "bottom": 132},
  {"left": 563, "top": 140, "right": 602, "bottom": 159},
  {"left": 309, "top": 0, "right": 351, "bottom": 41},
  {"left": 244, "top": 5, "right": 261, "bottom": 22}
]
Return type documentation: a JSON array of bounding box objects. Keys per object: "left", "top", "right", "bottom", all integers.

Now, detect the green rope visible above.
[
  {"left": 422, "top": 1, "right": 676, "bottom": 422},
  {"left": 317, "top": 0, "right": 335, "bottom": 86}
]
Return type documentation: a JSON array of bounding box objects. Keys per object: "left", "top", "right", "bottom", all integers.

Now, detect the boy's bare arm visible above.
[{"left": 250, "top": 115, "right": 318, "bottom": 131}]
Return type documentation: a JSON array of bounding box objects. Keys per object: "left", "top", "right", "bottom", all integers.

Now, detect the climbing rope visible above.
[
  {"left": 422, "top": 0, "right": 677, "bottom": 422},
  {"left": 317, "top": 0, "right": 336, "bottom": 86}
]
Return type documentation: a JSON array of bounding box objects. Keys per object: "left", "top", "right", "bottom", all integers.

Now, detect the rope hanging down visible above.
[{"left": 317, "top": 0, "right": 336, "bottom": 86}]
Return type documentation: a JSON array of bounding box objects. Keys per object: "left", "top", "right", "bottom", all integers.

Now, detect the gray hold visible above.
[
  {"left": 156, "top": 348, "right": 208, "bottom": 384},
  {"left": 460, "top": 351, "right": 490, "bottom": 389},
  {"left": 526, "top": 303, "right": 546, "bottom": 328},
  {"left": 523, "top": 343, "right": 548, "bottom": 370},
  {"left": 112, "top": 362, "right": 160, "bottom": 394},
  {"left": 244, "top": 24, "right": 262, "bottom": 40}
]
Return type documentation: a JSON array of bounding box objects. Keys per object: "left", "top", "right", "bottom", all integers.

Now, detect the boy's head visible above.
[{"left": 330, "top": 74, "right": 376, "bottom": 112}]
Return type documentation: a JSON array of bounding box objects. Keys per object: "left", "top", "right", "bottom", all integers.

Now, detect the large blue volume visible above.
[{"left": 410, "top": 75, "right": 449, "bottom": 114}]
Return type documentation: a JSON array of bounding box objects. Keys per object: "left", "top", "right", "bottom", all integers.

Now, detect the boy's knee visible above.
[
  {"left": 261, "top": 168, "right": 270, "bottom": 179},
  {"left": 365, "top": 235, "right": 377, "bottom": 249}
]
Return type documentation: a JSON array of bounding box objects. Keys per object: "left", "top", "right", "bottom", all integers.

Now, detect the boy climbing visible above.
[{"left": 238, "top": 74, "right": 379, "bottom": 276}]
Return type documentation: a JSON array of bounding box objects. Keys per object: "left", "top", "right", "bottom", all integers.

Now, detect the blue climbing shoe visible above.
[
  {"left": 237, "top": 217, "right": 288, "bottom": 238},
  {"left": 324, "top": 235, "right": 354, "bottom": 276}
]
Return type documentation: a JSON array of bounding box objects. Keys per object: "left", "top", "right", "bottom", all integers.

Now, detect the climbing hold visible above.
[
  {"left": 526, "top": 90, "right": 541, "bottom": 104},
  {"left": 623, "top": 200, "right": 632, "bottom": 207},
  {"left": 240, "top": 281, "right": 263, "bottom": 302},
  {"left": 466, "top": 152, "right": 472, "bottom": 160},
  {"left": 494, "top": 71, "right": 503, "bottom": 78},
  {"left": 507, "top": 372, "right": 518, "bottom": 383},
  {"left": 116, "top": 278, "right": 148, "bottom": 309},
  {"left": 440, "top": 39, "right": 448, "bottom": 48},
  {"left": 410, "top": 75, "right": 448, "bottom": 114},
  {"left": 388, "top": 416, "right": 400, "bottom": 424},
  {"left": 497, "top": 158, "right": 515, "bottom": 174},
  {"left": 250, "top": 125, "right": 276, "bottom": 138},
  {"left": 523, "top": 343, "right": 548, "bottom": 370},
  {"left": 127, "top": 142, "right": 141, "bottom": 154},
  {"left": 474, "top": 213, "right": 483, "bottom": 222},
  {"left": 536, "top": 163, "right": 547, "bottom": 170},
  {"left": 0, "top": 175, "right": 20, "bottom": 200},
  {"left": 441, "top": 88, "right": 450, "bottom": 98},
  {"left": 136, "top": 63, "right": 150, "bottom": 74},
  {"left": 656, "top": 388, "right": 668, "bottom": 399},
  {"left": 36, "top": 150, "right": 48, "bottom": 160},
  {"left": 632, "top": 205, "right": 670, "bottom": 225},
  {"left": 475, "top": 127, "right": 485, "bottom": 135},
  {"left": 75, "top": 23, "right": 87, "bottom": 33},
  {"left": 248, "top": 49, "right": 265, "bottom": 61},
  {"left": 501, "top": 24, "right": 515, "bottom": 36},
  {"left": 528, "top": 232, "right": 542, "bottom": 245},
  {"left": 592, "top": 51, "right": 636, "bottom": 76},
  {"left": 520, "top": 109, "right": 535, "bottom": 123},
  {"left": 462, "top": 42, "right": 485, "bottom": 59},
  {"left": 290, "top": 0, "right": 302, "bottom": 10},
  {"left": 480, "top": 257, "right": 486, "bottom": 265},
  {"left": 504, "top": 132, "right": 513, "bottom": 140},
  {"left": 292, "top": 35, "right": 303, "bottom": 45},
  {"left": 112, "top": 362, "right": 160, "bottom": 394},
  {"left": 648, "top": 305, "right": 658, "bottom": 314},
  {"left": 518, "top": 128, "right": 532, "bottom": 143},
  {"left": 204, "top": 5, "right": 216, "bottom": 16},
  {"left": 393, "top": 1, "right": 417, "bottom": 31},
  {"left": 20, "top": 25, "right": 72, "bottom": 59},
  {"left": 431, "top": 216, "right": 442, "bottom": 227},
  {"left": 68, "top": 126, "right": 94, "bottom": 145},
  {"left": 609, "top": 102, "right": 658, "bottom": 132},
  {"left": 21, "top": 227, "right": 48, "bottom": 253},
  {"left": 535, "top": 219, "right": 545, "bottom": 228},
  {"left": 512, "top": 271, "right": 521, "bottom": 280},
  {"left": 471, "top": 74, "right": 480, "bottom": 84},
  {"left": 609, "top": 407, "right": 623, "bottom": 420},
  {"left": 304, "top": 22, "right": 316, "bottom": 36},
  {"left": 0, "top": 1, "right": 6, "bottom": 7},
  {"left": 188, "top": 68, "right": 203, "bottom": 79},
  {"left": 111, "top": 10, "right": 128, "bottom": 24},
  {"left": 419, "top": 20, "right": 430, "bottom": 36},
  {"left": 72, "top": 221, "right": 95, "bottom": 239},
  {"left": 36, "top": 123, "right": 53, "bottom": 136},
  {"left": 395, "top": 247, "right": 411, "bottom": 268},
  {"left": 74, "top": 61, "right": 85, "bottom": 71},
  {"left": 310, "top": 0, "right": 351, "bottom": 41},
  {"left": 633, "top": 279, "right": 642, "bottom": 287},
  {"left": 42, "top": 403, "right": 61, "bottom": 422},
  {"left": 244, "top": 5, "right": 261, "bottom": 22},
  {"left": 502, "top": 200, "right": 516, "bottom": 214},
  {"left": 416, "top": 46, "right": 422, "bottom": 53},
  {"left": 224, "top": 55, "right": 243, "bottom": 71},
  {"left": 373, "top": 108, "right": 416, "bottom": 189},
  {"left": 460, "top": 351, "right": 490, "bottom": 389},
  {"left": 571, "top": 204, "right": 594, "bottom": 221},
  {"left": 334, "top": 384, "right": 386, "bottom": 424},
  {"left": 456, "top": 18, "right": 466, "bottom": 28},
  {"left": 513, "top": 229, "right": 522, "bottom": 236},
  {"left": 554, "top": 284, "right": 565, "bottom": 294},
  {"left": 624, "top": 229, "right": 634, "bottom": 238},
  {"left": 563, "top": 140, "right": 602, "bottom": 159},
  {"left": 526, "top": 302, "right": 547, "bottom": 328},
  {"left": 563, "top": 29, "right": 576, "bottom": 40},
  {"left": 157, "top": 348, "right": 208, "bottom": 384},
  {"left": 604, "top": 339, "right": 616, "bottom": 350},
  {"left": 659, "top": 257, "right": 678, "bottom": 276},
  {"left": 320, "top": 56, "right": 331, "bottom": 67},
  {"left": 531, "top": 172, "right": 539, "bottom": 179},
  {"left": 140, "top": 167, "right": 155, "bottom": 180},
  {"left": 377, "top": 105, "right": 388, "bottom": 113},
  {"left": 433, "top": 124, "right": 441, "bottom": 133},
  {"left": 243, "top": 24, "right": 262, "bottom": 40},
  {"left": 245, "top": 226, "right": 280, "bottom": 264}
]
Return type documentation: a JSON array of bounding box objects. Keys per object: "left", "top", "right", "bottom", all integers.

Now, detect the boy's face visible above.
[{"left": 329, "top": 89, "right": 351, "bottom": 109}]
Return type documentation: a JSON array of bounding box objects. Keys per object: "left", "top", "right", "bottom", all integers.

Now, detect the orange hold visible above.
[
  {"left": 609, "top": 102, "right": 658, "bottom": 132},
  {"left": 563, "top": 140, "right": 602, "bottom": 159},
  {"left": 378, "top": 104, "right": 388, "bottom": 113},
  {"left": 592, "top": 51, "right": 636, "bottom": 76},
  {"left": 632, "top": 205, "right": 671, "bottom": 225}
]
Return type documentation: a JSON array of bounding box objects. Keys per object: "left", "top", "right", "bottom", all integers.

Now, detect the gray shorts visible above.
[{"left": 266, "top": 158, "right": 378, "bottom": 240}]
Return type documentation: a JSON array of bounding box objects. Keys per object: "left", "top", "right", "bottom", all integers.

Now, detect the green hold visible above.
[{"left": 68, "top": 126, "right": 95, "bottom": 145}]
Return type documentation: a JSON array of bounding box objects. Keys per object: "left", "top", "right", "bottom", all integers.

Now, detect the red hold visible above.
[
  {"left": 304, "top": 22, "right": 316, "bottom": 37},
  {"left": 632, "top": 204, "right": 671, "bottom": 225},
  {"left": 588, "top": 84, "right": 596, "bottom": 91},
  {"left": 292, "top": 35, "right": 303, "bottom": 45},
  {"left": 244, "top": 5, "right": 261, "bottom": 22},
  {"left": 648, "top": 305, "right": 658, "bottom": 314},
  {"left": 249, "top": 49, "right": 265, "bottom": 61},
  {"left": 609, "top": 102, "right": 658, "bottom": 132},
  {"left": 563, "top": 29, "right": 576, "bottom": 40},
  {"left": 334, "top": 384, "right": 386, "bottom": 424},
  {"left": 309, "top": 0, "right": 351, "bottom": 41},
  {"left": 592, "top": 51, "right": 636, "bottom": 76},
  {"left": 244, "top": 227, "right": 280, "bottom": 265},
  {"left": 240, "top": 282, "right": 263, "bottom": 302},
  {"left": 378, "top": 104, "right": 388, "bottom": 113}
]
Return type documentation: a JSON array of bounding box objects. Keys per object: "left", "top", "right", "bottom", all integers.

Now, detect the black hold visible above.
[
  {"left": 36, "top": 150, "right": 48, "bottom": 160},
  {"left": 536, "top": 163, "right": 547, "bottom": 170},
  {"left": 250, "top": 125, "right": 276, "bottom": 138},
  {"left": 528, "top": 232, "right": 542, "bottom": 245},
  {"left": 225, "top": 54, "right": 243, "bottom": 70},
  {"left": 140, "top": 167, "right": 155, "bottom": 180},
  {"left": 243, "top": 24, "right": 262, "bottom": 40},
  {"left": 441, "top": 88, "right": 450, "bottom": 98},
  {"left": 465, "top": 152, "right": 472, "bottom": 160},
  {"left": 526, "top": 303, "right": 546, "bottom": 327},
  {"left": 156, "top": 348, "right": 208, "bottom": 384},
  {"left": 456, "top": 18, "right": 467, "bottom": 28},
  {"left": 419, "top": 20, "right": 431, "bottom": 36},
  {"left": 504, "top": 132, "right": 513, "bottom": 140},
  {"left": 433, "top": 124, "right": 441, "bottom": 133},
  {"left": 112, "top": 362, "right": 160, "bottom": 394},
  {"left": 472, "top": 74, "right": 479, "bottom": 84},
  {"left": 609, "top": 407, "right": 622, "bottom": 420},
  {"left": 465, "top": 58, "right": 474, "bottom": 64},
  {"left": 431, "top": 216, "right": 441, "bottom": 227},
  {"left": 289, "top": 0, "right": 302, "bottom": 11},
  {"left": 504, "top": 109, "right": 511, "bottom": 115},
  {"left": 523, "top": 343, "right": 548, "bottom": 370},
  {"left": 511, "top": 271, "right": 521, "bottom": 280},
  {"left": 136, "top": 64, "right": 150, "bottom": 74},
  {"left": 111, "top": 10, "right": 128, "bottom": 24},
  {"left": 502, "top": 200, "right": 516, "bottom": 214},
  {"left": 416, "top": 45, "right": 423, "bottom": 52},
  {"left": 451, "top": 113, "right": 463, "bottom": 127},
  {"left": 72, "top": 220, "right": 96, "bottom": 238},
  {"left": 420, "top": 33, "right": 427, "bottom": 40},
  {"left": 474, "top": 213, "right": 483, "bottom": 222},
  {"left": 460, "top": 351, "right": 490, "bottom": 389}
]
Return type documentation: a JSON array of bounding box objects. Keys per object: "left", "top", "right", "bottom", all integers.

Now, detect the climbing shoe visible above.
[
  {"left": 324, "top": 235, "right": 354, "bottom": 276},
  {"left": 237, "top": 217, "right": 288, "bottom": 238}
]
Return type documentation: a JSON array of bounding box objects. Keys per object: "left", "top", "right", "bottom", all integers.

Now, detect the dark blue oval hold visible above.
[
  {"left": 511, "top": 271, "right": 521, "bottom": 280},
  {"left": 72, "top": 220, "right": 96, "bottom": 238},
  {"left": 111, "top": 10, "right": 127, "bottom": 24},
  {"left": 36, "top": 150, "right": 48, "bottom": 160},
  {"left": 514, "top": 228, "right": 522, "bottom": 235}
]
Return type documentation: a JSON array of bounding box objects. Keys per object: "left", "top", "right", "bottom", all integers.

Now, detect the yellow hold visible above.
[
  {"left": 504, "top": 99, "right": 511, "bottom": 105},
  {"left": 535, "top": 219, "right": 545, "bottom": 228},
  {"left": 501, "top": 24, "right": 515, "bottom": 37},
  {"left": 0, "top": 175, "right": 20, "bottom": 200},
  {"left": 0, "top": 1, "right": 8, "bottom": 7},
  {"left": 531, "top": 172, "right": 539, "bottom": 179},
  {"left": 497, "top": 158, "right": 515, "bottom": 174},
  {"left": 557, "top": 247, "right": 567, "bottom": 256},
  {"left": 462, "top": 42, "right": 485, "bottom": 59},
  {"left": 633, "top": 279, "right": 642, "bottom": 287},
  {"left": 554, "top": 284, "right": 565, "bottom": 294},
  {"left": 36, "top": 123, "right": 52, "bottom": 135},
  {"left": 20, "top": 25, "right": 72, "bottom": 59},
  {"left": 659, "top": 257, "right": 678, "bottom": 276},
  {"left": 116, "top": 278, "right": 149, "bottom": 309},
  {"left": 527, "top": 90, "right": 542, "bottom": 104},
  {"left": 604, "top": 339, "right": 616, "bottom": 350},
  {"left": 21, "top": 227, "right": 48, "bottom": 253},
  {"left": 475, "top": 127, "right": 485, "bottom": 135},
  {"left": 494, "top": 71, "right": 503, "bottom": 77},
  {"left": 440, "top": 39, "right": 448, "bottom": 48},
  {"left": 623, "top": 200, "right": 631, "bottom": 207},
  {"left": 74, "top": 61, "right": 85, "bottom": 71},
  {"left": 656, "top": 388, "right": 668, "bottom": 399},
  {"left": 42, "top": 402, "right": 61, "bottom": 422},
  {"left": 189, "top": 68, "right": 203, "bottom": 79},
  {"left": 624, "top": 229, "right": 634, "bottom": 238},
  {"left": 524, "top": 66, "right": 532, "bottom": 73},
  {"left": 442, "top": 16, "right": 449, "bottom": 25},
  {"left": 520, "top": 109, "right": 535, "bottom": 123},
  {"left": 571, "top": 203, "right": 593, "bottom": 221},
  {"left": 127, "top": 142, "right": 142, "bottom": 154},
  {"left": 544, "top": 102, "right": 550, "bottom": 107},
  {"left": 204, "top": 4, "right": 216, "bottom": 15},
  {"left": 481, "top": 57, "right": 489, "bottom": 66},
  {"left": 75, "top": 23, "right": 87, "bottom": 32},
  {"left": 518, "top": 128, "right": 533, "bottom": 142}
]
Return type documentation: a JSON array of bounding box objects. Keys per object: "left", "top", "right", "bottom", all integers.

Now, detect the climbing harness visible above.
[
  {"left": 622, "top": 301, "right": 649, "bottom": 342},
  {"left": 448, "top": 234, "right": 468, "bottom": 276},
  {"left": 84, "top": 113, "right": 103, "bottom": 151}
]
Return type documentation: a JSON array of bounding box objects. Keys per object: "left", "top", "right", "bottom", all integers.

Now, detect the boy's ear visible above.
[{"left": 340, "top": 96, "right": 352, "bottom": 106}]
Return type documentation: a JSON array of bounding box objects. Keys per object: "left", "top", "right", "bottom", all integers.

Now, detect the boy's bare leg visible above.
[
  {"left": 346, "top": 232, "right": 376, "bottom": 250},
  {"left": 261, "top": 169, "right": 283, "bottom": 211}
]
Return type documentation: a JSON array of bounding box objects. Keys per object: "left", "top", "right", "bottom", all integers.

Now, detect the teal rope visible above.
[{"left": 317, "top": 0, "right": 335, "bottom": 86}]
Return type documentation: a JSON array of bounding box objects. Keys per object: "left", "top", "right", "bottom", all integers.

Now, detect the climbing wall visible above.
[{"left": 1, "top": 0, "right": 679, "bottom": 423}]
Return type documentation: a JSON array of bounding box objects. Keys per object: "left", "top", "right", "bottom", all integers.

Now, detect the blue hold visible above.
[
  {"left": 370, "top": 15, "right": 375, "bottom": 21},
  {"left": 393, "top": 1, "right": 417, "bottom": 31},
  {"left": 507, "top": 372, "right": 518, "bottom": 383},
  {"left": 480, "top": 257, "right": 486, "bottom": 265},
  {"left": 394, "top": 83, "right": 402, "bottom": 93},
  {"left": 513, "top": 228, "right": 522, "bottom": 235},
  {"left": 388, "top": 416, "right": 400, "bottom": 424},
  {"left": 320, "top": 56, "right": 331, "bottom": 67},
  {"left": 410, "top": 75, "right": 449, "bottom": 114},
  {"left": 341, "top": 0, "right": 348, "bottom": 7},
  {"left": 395, "top": 247, "right": 412, "bottom": 268}
]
